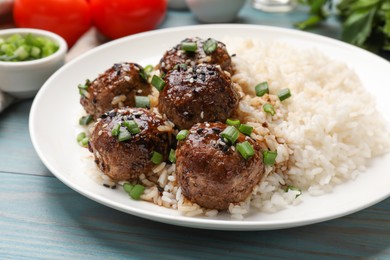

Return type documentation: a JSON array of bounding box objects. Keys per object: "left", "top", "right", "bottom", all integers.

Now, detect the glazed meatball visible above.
[
  {"left": 88, "top": 107, "right": 171, "bottom": 182},
  {"left": 80, "top": 62, "right": 151, "bottom": 119},
  {"left": 176, "top": 122, "right": 265, "bottom": 210},
  {"left": 158, "top": 37, "right": 233, "bottom": 74},
  {"left": 158, "top": 64, "right": 239, "bottom": 129}
]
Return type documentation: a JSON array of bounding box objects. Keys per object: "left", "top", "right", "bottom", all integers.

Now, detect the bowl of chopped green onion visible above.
[{"left": 0, "top": 28, "right": 67, "bottom": 98}]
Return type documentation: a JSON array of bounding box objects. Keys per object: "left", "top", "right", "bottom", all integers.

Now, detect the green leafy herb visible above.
[{"left": 297, "top": 0, "right": 390, "bottom": 53}]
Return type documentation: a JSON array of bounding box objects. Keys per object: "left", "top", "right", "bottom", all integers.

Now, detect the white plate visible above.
[{"left": 30, "top": 24, "right": 390, "bottom": 231}]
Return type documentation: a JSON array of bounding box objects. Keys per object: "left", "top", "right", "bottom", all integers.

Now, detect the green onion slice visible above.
[
  {"left": 123, "top": 183, "right": 134, "bottom": 194},
  {"left": 169, "top": 149, "right": 176, "bottom": 163},
  {"left": 111, "top": 123, "right": 121, "bottom": 136},
  {"left": 151, "top": 75, "right": 166, "bottom": 91},
  {"left": 77, "top": 132, "right": 86, "bottom": 142},
  {"left": 203, "top": 38, "right": 217, "bottom": 54},
  {"left": 123, "top": 120, "right": 141, "bottom": 135},
  {"left": 139, "top": 68, "right": 148, "bottom": 81},
  {"left": 226, "top": 118, "right": 241, "bottom": 128},
  {"left": 176, "top": 129, "right": 189, "bottom": 140},
  {"left": 123, "top": 120, "right": 137, "bottom": 130},
  {"left": 79, "top": 137, "right": 89, "bottom": 147},
  {"left": 151, "top": 151, "right": 163, "bottom": 164},
  {"left": 135, "top": 95, "right": 150, "bottom": 108},
  {"left": 236, "top": 141, "right": 255, "bottom": 160},
  {"left": 238, "top": 124, "right": 253, "bottom": 136},
  {"left": 144, "top": 64, "right": 154, "bottom": 75},
  {"left": 181, "top": 41, "right": 197, "bottom": 52},
  {"left": 255, "top": 82, "right": 269, "bottom": 97},
  {"left": 220, "top": 126, "right": 239, "bottom": 144},
  {"left": 263, "top": 103, "right": 276, "bottom": 116},
  {"left": 118, "top": 129, "right": 131, "bottom": 142},
  {"left": 263, "top": 150, "right": 277, "bottom": 165},
  {"left": 79, "top": 115, "right": 93, "bottom": 126},
  {"left": 77, "top": 132, "right": 89, "bottom": 147},
  {"left": 129, "top": 184, "right": 145, "bottom": 200},
  {"left": 278, "top": 88, "right": 291, "bottom": 101}
]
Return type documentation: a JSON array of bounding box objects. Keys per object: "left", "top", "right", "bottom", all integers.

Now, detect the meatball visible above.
[
  {"left": 80, "top": 62, "right": 151, "bottom": 120},
  {"left": 158, "top": 37, "right": 233, "bottom": 74},
  {"left": 158, "top": 64, "right": 239, "bottom": 129},
  {"left": 88, "top": 107, "right": 172, "bottom": 182},
  {"left": 176, "top": 122, "right": 265, "bottom": 210}
]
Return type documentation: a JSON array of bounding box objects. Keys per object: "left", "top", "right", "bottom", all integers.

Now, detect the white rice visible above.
[{"left": 84, "top": 38, "right": 390, "bottom": 220}]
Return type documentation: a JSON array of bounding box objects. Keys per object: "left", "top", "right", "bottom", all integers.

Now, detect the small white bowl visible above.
[
  {"left": 0, "top": 28, "right": 67, "bottom": 98},
  {"left": 186, "top": 0, "right": 246, "bottom": 23}
]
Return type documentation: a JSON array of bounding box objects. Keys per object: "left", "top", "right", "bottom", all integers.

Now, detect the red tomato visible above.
[
  {"left": 13, "top": 0, "right": 92, "bottom": 47},
  {"left": 90, "top": 0, "right": 167, "bottom": 40}
]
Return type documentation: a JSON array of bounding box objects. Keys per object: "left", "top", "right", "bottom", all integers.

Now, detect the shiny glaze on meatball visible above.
[
  {"left": 80, "top": 62, "right": 151, "bottom": 120},
  {"left": 158, "top": 37, "right": 233, "bottom": 74},
  {"left": 158, "top": 64, "right": 239, "bottom": 129},
  {"left": 88, "top": 107, "right": 172, "bottom": 182},
  {"left": 175, "top": 122, "right": 265, "bottom": 210}
]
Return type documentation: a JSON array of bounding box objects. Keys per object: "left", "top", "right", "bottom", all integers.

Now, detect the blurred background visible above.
[{"left": 1, "top": 0, "right": 388, "bottom": 56}]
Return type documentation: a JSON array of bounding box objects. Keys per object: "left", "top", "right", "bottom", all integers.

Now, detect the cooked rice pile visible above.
[{"left": 86, "top": 38, "right": 390, "bottom": 220}]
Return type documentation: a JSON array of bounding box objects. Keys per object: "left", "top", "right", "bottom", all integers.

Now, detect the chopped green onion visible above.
[
  {"left": 79, "top": 115, "right": 93, "bottom": 125},
  {"left": 285, "top": 185, "right": 302, "bottom": 198},
  {"left": 14, "top": 46, "right": 29, "bottom": 60},
  {"left": 238, "top": 124, "right": 253, "bottom": 136},
  {"left": 255, "top": 82, "right": 269, "bottom": 97},
  {"left": 111, "top": 123, "right": 121, "bottom": 136},
  {"left": 278, "top": 88, "right": 291, "bottom": 101},
  {"left": 123, "top": 120, "right": 137, "bottom": 129},
  {"left": 203, "top": 38, "right": 217, "bottom": 54},
  {"left": 144, "top": 64, "right": 154, "bottom": 75},
  {"left": 151, "top": 75, "right": 165, "bottom": 91},
  {"left": 236, "top": 141, "right": 255, "bottom": 160},
  {"left": 176, "top": 129, "right": 189, "bottom": 140},
  {"left": 139, "top": 64, "right": 154, "bottom": 81},
  {"left": 118, "top": 129, "right": 131, "bottom": 142},
  {"left": 151, "top": 151, "right": 163, "bottom": 164},
  {"left": 129, "top": 127, "right": 141, "bottom": 135},
  {"left": 181, "top": 41, "right": 197, "bottom": 52},
  {"left": 220, "top": 126, "right": 239, "bottom": 144},
  {"left": 263, "top": 150, "right": 277, "bottom": 165},
  {"left": 123, "top": 120, "right": 140, "bottom": 135},
  {"left": 139, "top": 68, "right": 148, "bottom": 81},
  {"left": 123, "top": 183, "right": 134, "bottom": 194},
  {"left": 226, "top": 118, "right": 241, "bottom": 128},
  {"left": 30, "top": 46, "right": 40, "bottom": 58},
  {"left": 263, "top": 103, "right": 276, "bottom": 116},
  {"left": 79, "top": 137, "right": 89, "bottom": 147},
  {"left": 0, "top": 33, "right": 59, "bottom": 62},
  {"left": 129, "top": 184, "right": 145, "bottom": 200},
  {"left": 77, "top": 132, "right": 86, "bottom": 142},
  {"left": 78, "top": 83, "right": 89, "bottom": 97},
  {"left": 77, "top": 132, "right": 89, "bottom": 147},
  {"left": 169, "top": 149, "right": 176, "bottom": 163},
  {"left": 135, "top": 96, "right": 150, "bottom": 108}
]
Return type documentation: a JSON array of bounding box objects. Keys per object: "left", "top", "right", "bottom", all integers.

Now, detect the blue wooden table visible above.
[{"left": 1, "top": 2, "right": 389, "bottom": 259}]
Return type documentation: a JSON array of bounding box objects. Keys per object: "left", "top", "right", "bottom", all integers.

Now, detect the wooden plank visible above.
[
  {"left": 0, "top": 172, "right": 388, "bottom": 259},
  {"left": 0, "top": 100, "right": 51, "bottom": 176}
]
